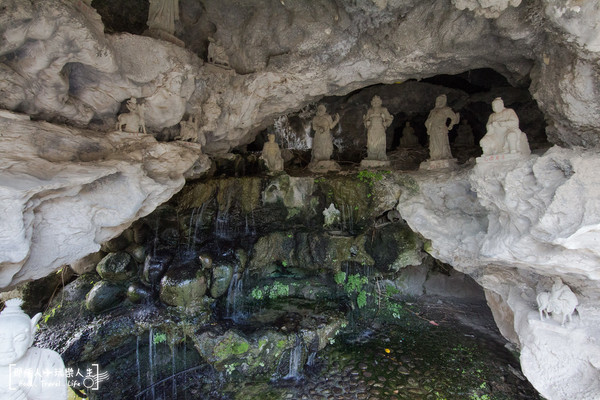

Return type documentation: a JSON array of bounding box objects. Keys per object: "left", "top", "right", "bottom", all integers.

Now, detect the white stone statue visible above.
[
  {"left": 363, "top": 96, "right": 393, "bottom": 161},
  {"left": 399, "top": 121, "right": 419, "bottom": 148},
  {"left": 536, "top": 277, "right": 578, "bottom": 326},
  {"left": 425, "top": 94, "right": 459, "bottom": 161},
  {"left": 116, "top": 97, "right": 147, "bottom": 134},
  {"left": 177, "top": 115, "right": 206, "bottom": 147},
  {"left": 323, "top": 203, "right": 341, "bottom": 229},
  {"left": 309, "top": 105, "right": 341, "bottom": 172},
  {"left": 260, "top": 134, "right": 284, "bottom": 173},
  {"left": 0, "top": 299, "right": 67, "bottom": 399},
  {"left": 480, "top": 97, "right": 530, "bottom": 156},
  {"left": 147, "top": 0, "right": 179, "bottom": 36},
  {"left": 207, "top": 37, "right": 230, "bottom": 68}
]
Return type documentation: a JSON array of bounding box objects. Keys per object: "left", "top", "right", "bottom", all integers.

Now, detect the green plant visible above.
[
  {"left": 335, "top": 272, "right": 368, "bottom": 309},
  {"left": 251, "top": 287, "right": 264, "bottom": 300},
  {"left": 153, "top": 332, "right": 167, "bottom": 344},
  {"left": 43, "top": 304, "right": 61, "bottom": 324},
  {"left": 334, "top": 271, "right": 346, "bottom": 285},
  {"left": 224, "top": 363, "right": 236, "bottom": 375},
  {"left": 269, "top": 281, "right": 289, "bottom": 299}
]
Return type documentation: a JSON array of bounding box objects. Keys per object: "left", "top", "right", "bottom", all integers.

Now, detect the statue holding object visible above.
[
  {"left": 309, "top": 105, "right": 341, "bottom": 172},
  {"left": 363, "top": 96, "right": 393, "bottom": 161},
  {"left": 536, "top": 277, "right": 578, "bottom": 326}
]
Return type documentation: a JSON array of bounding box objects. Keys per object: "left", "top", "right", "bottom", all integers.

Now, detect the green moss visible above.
[{"left": 276, "top": 340, "right": 286, "bottom": 349}]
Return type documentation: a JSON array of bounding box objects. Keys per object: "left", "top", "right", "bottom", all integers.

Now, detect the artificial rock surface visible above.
[
  {"left": 0, "top": 111, "right": 207, "bottom": 288},
  {"left": 1, "top": 1, "right": 600, "bottom": 399},
  {"left": 396, "top": 147, "right": 600, "bottom": 400}
]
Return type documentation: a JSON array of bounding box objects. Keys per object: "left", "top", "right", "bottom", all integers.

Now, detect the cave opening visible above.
[{"left": 247, "top": 67, "right": 548, "bottom": 171}]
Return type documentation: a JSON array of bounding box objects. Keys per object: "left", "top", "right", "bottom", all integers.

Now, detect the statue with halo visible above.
[
  {"left": 309, "top": 104, "right": 341, "bottom": 172},
  {"left": 479, "top": 97, "right": 530, "bottom": 161},
  {"left": 0, "top": 299, "right": 67, "bottom": 399},
  {"left": 361, "top": 95, "right": 393, "bottom": 168}
]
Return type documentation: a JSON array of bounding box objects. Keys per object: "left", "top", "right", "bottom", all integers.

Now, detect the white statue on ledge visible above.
[
  {"left": 309, "top": 105, "right": 341, "bottom": 172},
  {"left": 363, "top": 96, "right": 393, "bottom": 161},
  {"left": 480, "top": 97, "right": 530, "bottom": 157},
  {"left": 536, "top": 277, "right": 578, "bottom": 326},
  {"left": 116, "top": 97, "right": 146, "bottom": 135},
  {"left": 425, "top": 94, "right": 459, "bottom": 161},
  {"left": 0, "top": 299, "right": 67, "bottom": 399},
  {"left": 260, "top": 134, "right": 284, "bottom": 173}
]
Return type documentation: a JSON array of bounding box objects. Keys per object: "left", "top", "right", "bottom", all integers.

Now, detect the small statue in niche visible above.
[
  {"left": 363, "top": 95, "right": 393, "bottom": 161},
  {"left": 536, "top": 277, "right": 578, "bottom": 326},
  {"left": 424, "top": 94, "right": 459, "bottom": 161},
  {"left": 207, "top": 37, "right": 230, "bottom": 68},
  {"left": 322, "top": 203, "right": 341, "bottom": 229},
  {"left": 454, "top": 119, "right": 474, "bottom": 147},
  {"left": 480, "top": 97, "right": 530, "bottom": 156},
  {"left": 0, "top": 299, "right": 68, "bottom": 399},
  {"left": 309, "top": 105, "right": 341, "bottom": 172},
  {"left": 177, "top": 114, "right": 206, "bottom": 147},
  {"left": 116, "top": 97, "right": 147, "bottom": 134},
  {"left": 399, "top": 121, "right": 419, "bottom": 148},
  {"left": 260, "top": 134, "right": 284, "bottom": 173}
]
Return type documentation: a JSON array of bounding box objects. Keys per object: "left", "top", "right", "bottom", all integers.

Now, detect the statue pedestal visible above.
[
  {"left": 419, "top": 158, "right": 457, "bottom": 170},
  {"left": 360, "top": 159, "right": 390, "bottom": 169},
  {"left": 144, "top": 29, "right": 185, "bottom": 47},
  {"left": 308, "top": 160, "right": 341, "bottom": 173},
  {"left": 476, "top": 153, "right": 527, "bottom": 164}
]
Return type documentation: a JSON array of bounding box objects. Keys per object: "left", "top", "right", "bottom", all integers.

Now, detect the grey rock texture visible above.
[{"left": 0, "top": 111, "right": 206, "bottom": 288}]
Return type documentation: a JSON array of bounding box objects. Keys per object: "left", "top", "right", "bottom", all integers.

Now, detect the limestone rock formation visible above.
[
  {"left": 396, "top": 147, "right": 600, "bottom": 400},
  {"left": 0, "top": 112, "right": 205, "bottom": 288}
]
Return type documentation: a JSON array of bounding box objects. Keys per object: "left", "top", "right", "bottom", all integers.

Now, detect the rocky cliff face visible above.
[{"left": 1, "top": 1, "right": 599, "bottom": 399}]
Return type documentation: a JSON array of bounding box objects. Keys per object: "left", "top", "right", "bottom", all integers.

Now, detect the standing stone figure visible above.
[
  {"left": 363, "top": 95, "right": 393, "bottom": 161},
  {"left": 260, "top": 134, "right": 284, "bottom": 173},
  {"left": 0, "top": 299, "right": 68, "bottom": 399},
  {"left": 480, "top": 97, "right": 530, "bottom": 156},
  {"left": 177, "top": 115, "right": 206, "bottom": 148},
  {"left": 425, "top": 95, "right": 459, "bottom": 160},
  {"left": 147, "top": 0, "right": 179, "bottom": 36},
  {"left": 311, "top": 105, "right": 339, "bottom": 162},
  {"left": 400, "top": 121, "right": 419, "bottom": 148}
]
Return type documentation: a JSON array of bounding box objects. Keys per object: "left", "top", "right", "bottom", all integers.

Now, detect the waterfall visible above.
[
  {"left": 148, "top": 328, "right": 155, "bottom": 399},
  {"left": 171, "top": 342, "right": 177, "bottom": 399},
  {"left": 306, "top": 351, "right": 316, "bottom": 367},
  {"left": 215, "top": 210, "right": 230, "bottom": 239},
  {"left": 225, "top": 267, "right": 246, "bottom": 322},
  {"left": 283, "top": 335, "right": 305, "bottom": 380},
  {"left": 136, "top": 335, "right": 141, "bottom": 391}
]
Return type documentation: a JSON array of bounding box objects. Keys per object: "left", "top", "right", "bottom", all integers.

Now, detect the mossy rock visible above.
[
  {"left": 194, "top": 330, "right": 250, "bottom": 366},
  {"left": 96, "top": 252, "right": 137, "bottom": 282},
  {"left": 366, "top": 224, "right": 423, "bottom": 271},
  {"left": 210, "top": 264, "right": 234, "bottom": 298},
  {"left": 85, "top": 281, "right": 126, "bottom": 313},
  {"left": 159, "top": 264, "right": 207, "bottom": 310}
]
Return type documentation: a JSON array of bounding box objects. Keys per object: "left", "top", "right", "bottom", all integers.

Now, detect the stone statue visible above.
[
  {"left": 363, "top": 96, "right": 393, "bottom": 161},
  {"left": 480, "top": 97, "right": 530, "bottom": 156},
  {"left": 116, "top": 97, "right": 146, "bottom": 134},
  {"left": 0, "top": 299, "right": 67, "bottom": 399},
  {"left": 147, "top": 0, "right": 179, "bottom": 35},
  {"left": 309, "top": 105, "right": 341, "bottom": 172},
  {"left": 177, "top": 115, "right": 206, "bottom": 147},
  {"left": 207, "top": 37, "right": 230, "bottom": 68},
  {"left": 323, "top": 203, "right": 341, "bottom": 229},
  {"left": 454, "top": 119, "right": 474, "bottom": 147},
  {"left": 424, "top": 95, "right": 459, "bottom": 161},
  {"left": 260, "top": 134, "right": 284, "bottom": 173},
  {"left": 399, "top": 121, "right": 419, "bottom": 148},
  {"left": 536, "top": 277, "right": 578, "bottom": 326}
]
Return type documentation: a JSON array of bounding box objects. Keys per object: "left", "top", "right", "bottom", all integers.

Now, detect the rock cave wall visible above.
[{"left": 1, "top": 1, "right": 600, "bottom": 399}]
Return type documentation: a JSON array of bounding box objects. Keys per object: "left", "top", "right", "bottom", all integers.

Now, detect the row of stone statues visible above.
[{"left": 257, "top": 94, "right": 531, "bottom": 173}]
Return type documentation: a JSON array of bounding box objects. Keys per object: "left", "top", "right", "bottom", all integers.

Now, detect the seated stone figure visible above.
[
  {"left": 260, "top": 134, "right": 284, "bottom": 173},
  {"left": 0, "top": 299, "right": 67, "bottom": 399},
  {"left": 399, "top": 121, "right": 419, "bottom": 148},
  {"left": 480, "top": 97, "right": 530, "bottom": 156}
]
